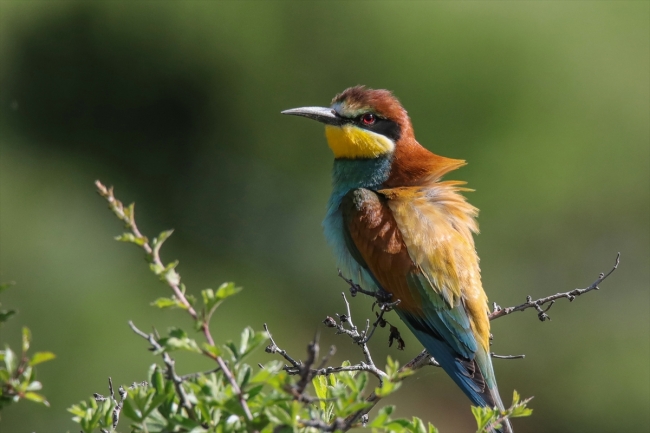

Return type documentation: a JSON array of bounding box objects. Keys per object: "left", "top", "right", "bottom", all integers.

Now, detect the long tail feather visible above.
[{"left": 400, "top": 314, "right": 513, "bottom": 433}]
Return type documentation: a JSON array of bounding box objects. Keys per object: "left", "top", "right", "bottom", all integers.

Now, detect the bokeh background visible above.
[{"left": 0, "top": 1, "right": 648, "bottom": 432}]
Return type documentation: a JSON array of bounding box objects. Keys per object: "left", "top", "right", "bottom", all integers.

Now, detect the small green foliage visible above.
[
  {"left": 29, "top": 351, "right": 56, "bottom": 366},
  {"left": 152, "top": 229, "right": 174, "bottom": 253},
  {"left": 0, "top": 334, "right": 54, "bottom": 410},
  {"left": 368, "top": 406, "right": 442, "bottom": 433},
  {"left": 156, "top": 328, "right": 202, "bottom": 354},
  {"left": 151, "top": 296, "right": 187, "bottom": 310},
  {"left": 200, "top": 283, "right": 242, "bottom": 321},
  {"left": 68, "top": 395, "right": 114, "bottom": 432},
  {"left": 79, "top": 182, "right": 533, "bottom": 433},
  {"left": 471, "top": 390, "right": 533, "bottom": 433},
  {"left": 508, "top": 390, "right": 534, "bottom": 418},
  {"left": 221, "top": 327, "right": 267, "bottom": 363},
  {"left": 115, "top": 232, "right": 146, "bottom": 246},
  {"left": 0, "top": 284, "right": 54, "bottom": 413}
]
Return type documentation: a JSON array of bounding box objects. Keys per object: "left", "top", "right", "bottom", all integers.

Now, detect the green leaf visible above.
[
  {"left": 385, "top": 356, "right": 399, "bottom": 377},
  {"left": 154, "top": 229, "right": 174, "bottom": 248},
  {"left": 224, "top": 341, "right": 239, "bottom": 362},
  {"left": 122, "top": 398, "right": 142, "bottom": 421},
  {"left": 236, "top": 364, "right": 252, "bottom": 388},
  {"left": 4, "top": 346, "right": 16, "bottom": 374},
  {"left": 24, "top": 392, "right": 49, "bottom": 406},
  {"left": 162, "top": 261, "right": 181, "bottom": 286},
  {"left": 370, "top": 405, "right": 395, "bottom": 427},
  {"left": 312, "top": 376, "right": 329, "bottom": 411},
  {"left": 29, "top": 351, "right": 56, "bottom": 366},
  {"left": 115, "top": 232, "right": 136, "bottom": 242},
  {"left": 152, "top": 366, "right": 165, "bottom": 393},
  {"left": 215, "top": 282, "right": 242, "bottom": 300},
  {"left": 157, "top": 328, "right": 202, "bottom": 354},
  {"left": 22, "top": 327, "right": 31, "bottom": 353},
  {"left": 472, "top": 405, "right": 497, "bottom": 432},
  {"left": 114, "top": 232, "right": 146, "bottom": 246},
  {"left": 509, "top": 390, "right": 534, "bottom": 418},
  {"left": 150, "top": 262, "right": 165, "bottom": 275},
  {"left": 510, "top": 405, "right": 534, "bottom": 418},
  {"left": 151, "top": 297, "right": 186, "bottom": 310},
  {"left": 412, "top": 417, "right": 427, "bottom": 433},
  {"left": 375, "top": 379, "right": 400, "bottom": 398},
  {"left": 246, "top": 384, "right": 265, "bottom": 401},
  {"left": 201, "top": 283, "right": 243, "bottom": 321},
  {"left": 67, "top": 403, "right": 87, "bottom": 418},
  {"left": 201, "top": 342, "right": 221, "bottom": 358},
  {"left": 237, "top": 327, "right": 267, "bottom": 361},
  {"left": 355, "top": 370, "right": 368, "bottom": 394}
]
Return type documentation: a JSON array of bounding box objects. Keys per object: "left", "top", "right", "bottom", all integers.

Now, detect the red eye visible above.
[{"left": 362, "top": 113, "right": 376, "bottom": 125}]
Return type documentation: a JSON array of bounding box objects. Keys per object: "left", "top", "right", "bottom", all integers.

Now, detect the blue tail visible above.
[{"left": 398, "top": 311, "right": 513, "bottom": 433}]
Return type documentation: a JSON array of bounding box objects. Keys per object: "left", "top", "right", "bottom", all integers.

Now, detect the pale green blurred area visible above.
[{"left": 0, "top": 1, "right": 648, "bottom": 432}]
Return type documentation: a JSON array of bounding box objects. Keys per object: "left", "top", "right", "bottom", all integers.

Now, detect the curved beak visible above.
[{"left": 281, "top": 106, "right": 343, "bottom": 126}]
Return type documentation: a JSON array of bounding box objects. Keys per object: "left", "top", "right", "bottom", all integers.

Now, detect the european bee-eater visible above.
[{"left": 282, "top": 86, "right": 512, "bottom": 432}]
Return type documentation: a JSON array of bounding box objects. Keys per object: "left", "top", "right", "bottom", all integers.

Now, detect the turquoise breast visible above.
[{"left": 322, "top": 156, "right": 392, "bottom": 292}]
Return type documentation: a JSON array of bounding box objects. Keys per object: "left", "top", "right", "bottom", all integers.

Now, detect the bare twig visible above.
[
  {"left": 264, "top": 323, "right": 301, "bottom": 369},
  {"left": 296, "top": 334, "right": 319, "bottom": 394},
  {"left": 491, "top": 353, "right": 525, "bottom": 360},
  {"left": 338, "top": 270, "right": 394, "bottom": 303},
  {"left": 265, "top": 323, "right": 388, "bottom": 382},
  {"left": 489, "top": 253, "right": 620, "bottom": 321}
]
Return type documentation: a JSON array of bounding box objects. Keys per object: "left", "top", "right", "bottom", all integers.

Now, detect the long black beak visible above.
[{"left": 281, "top": 106, "right": 343, "bottom": 126}]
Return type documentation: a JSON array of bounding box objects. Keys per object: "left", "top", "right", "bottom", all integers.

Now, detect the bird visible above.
[{"left": 282, "top": 85, "right": 512, "bottom": 433}]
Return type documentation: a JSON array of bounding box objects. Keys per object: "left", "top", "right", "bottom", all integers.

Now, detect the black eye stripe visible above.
[
  {"left": 356, "top": 115, "right": 401, "bottom": 142},
  {"left": 335, "top": 112, "right": 402, "bottom": 142}
]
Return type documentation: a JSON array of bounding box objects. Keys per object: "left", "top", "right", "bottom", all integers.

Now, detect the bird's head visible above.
[
  {"left": 282, "top": 86, "right": 414, "bottom": 160},
  {"left": 283, "top": 86, "right": 466, "bottom": 186}
]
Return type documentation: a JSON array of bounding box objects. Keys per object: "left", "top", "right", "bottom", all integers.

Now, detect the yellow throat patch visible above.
[{"left": 325, "top": 124, "right": 395, "bottom": 159}]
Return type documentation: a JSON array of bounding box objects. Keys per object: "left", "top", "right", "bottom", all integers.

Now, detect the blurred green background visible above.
[{"left": 0, "top": 1, "right": 648, "bottom": 432}]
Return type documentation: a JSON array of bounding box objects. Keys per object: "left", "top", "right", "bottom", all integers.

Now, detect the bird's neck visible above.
[
  {"left": 326, "top": 141, "right": 467, "bottom": 207},
  {"left": 330, "top": 157, "right": 391, "bottom": 195}
]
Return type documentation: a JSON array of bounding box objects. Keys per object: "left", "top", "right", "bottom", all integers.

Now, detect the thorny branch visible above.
[
  {"left": 95, "top": 180, "right": 253, "bottom": 421},
  {"left": 266, "top": 321, "right": 388, "bottom": 383},
  {"left": 489, "top": 252, "right": 620, "bottom": 321},
  {"left": 266, "top": 253, "right": 619, "bottom": 431}
]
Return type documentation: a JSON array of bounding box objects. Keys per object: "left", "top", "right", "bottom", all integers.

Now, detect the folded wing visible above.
[{"left": 340, "top": 186, "right": 505, "bottom": 411}]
